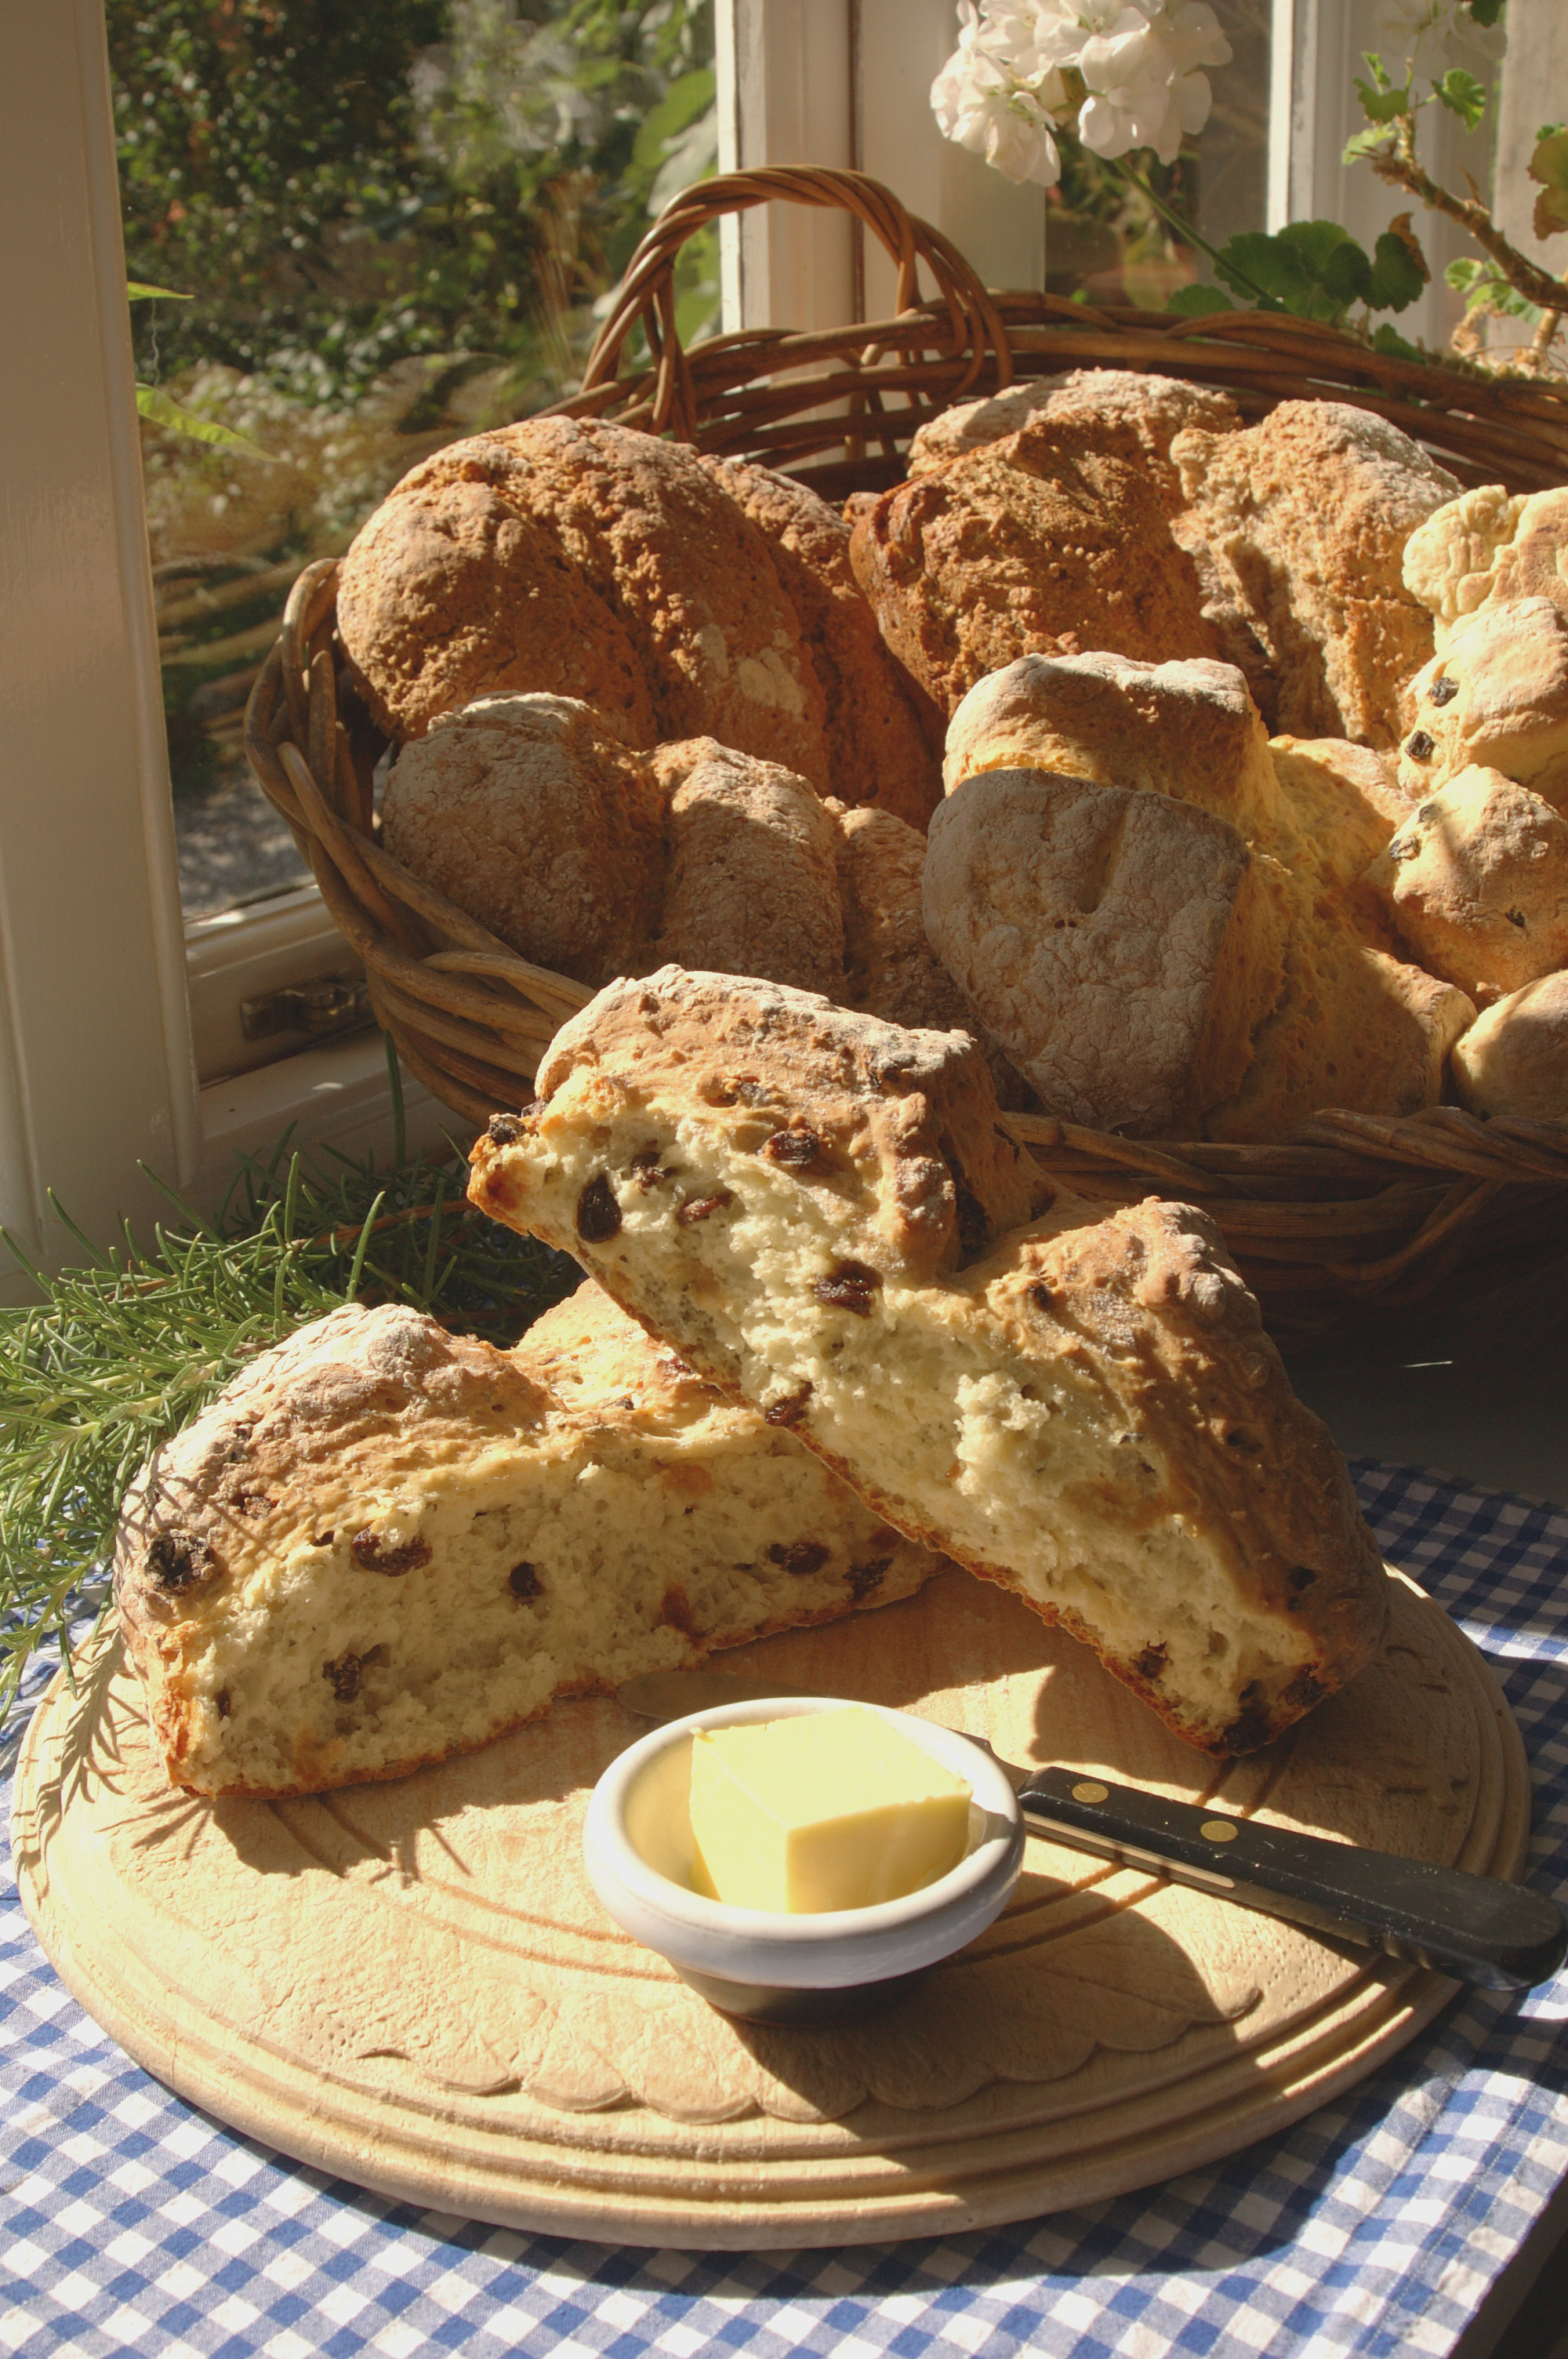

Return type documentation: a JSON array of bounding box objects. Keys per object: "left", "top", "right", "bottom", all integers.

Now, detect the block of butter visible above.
[{"left": 688, "top": 1707, "right": 972, "bottom": 1913}]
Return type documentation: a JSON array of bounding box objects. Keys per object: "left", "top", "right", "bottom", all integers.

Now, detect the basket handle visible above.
[{"left": 580, "top": 165, "right": 1014, "bottom": 442}]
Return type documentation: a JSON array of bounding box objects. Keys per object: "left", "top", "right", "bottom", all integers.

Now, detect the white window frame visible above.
[{"left": 1, "top": 0, "right": 1513, "bottom": 1294}]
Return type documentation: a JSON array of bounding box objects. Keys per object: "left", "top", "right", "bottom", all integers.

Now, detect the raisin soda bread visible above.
[
  {"left": 115, "top": 1283, "right": 938, "bottom": 1798},
  {"left": 469, "top": 972, "right": 1388, "bottom": 1754}
]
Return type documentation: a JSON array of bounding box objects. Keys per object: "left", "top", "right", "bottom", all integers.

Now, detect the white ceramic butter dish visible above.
[{"left": 582, "top": 1693, "right": 1024, "bottom": 2023}]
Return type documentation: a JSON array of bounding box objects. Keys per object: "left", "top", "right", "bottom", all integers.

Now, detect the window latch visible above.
[{"left": 240, "top": 972, "right": 372, "bottom": 1042}]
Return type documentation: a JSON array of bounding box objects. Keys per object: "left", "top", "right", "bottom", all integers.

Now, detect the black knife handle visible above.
[{"left": 1016, "top": 1767, "right": 1566, "bottom": 1992}]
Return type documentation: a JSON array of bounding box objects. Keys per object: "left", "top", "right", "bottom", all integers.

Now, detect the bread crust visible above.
[
  {"left": 1399, "top": 596, "right": 1568, "bottom": 809},
  {"left": 1366, "top": 764, "right": 1568, "bottom": 1004},
  {"left": 698, "top": 453, "right": 944, "bottom": 825},
  {"left": 831, "top": 802, "right": 1036, "bottom": 1111},
  {"left": 924, "top": 769, "right": 1283, "bottom": 1134},
  {"left": 848, "top": 420, "right": 1217, "bottom": 716},
  {"left": 339, "top": 418, "right": 829, "bottom": 779},
  {"left": 652, "top": 739, "right": 845, "bottom": 997},
  {"left": 1450, "top": 971, "right": 1568, "bottom": 1118},
  {"left": 381, "top": 694, "right": 667, "bottom": 983},
  {"left": 907, "top": 368, "right": 1241, "bottom": 482},
  {"left": 469, "top": 969, "right": 1388, "bottom": 1754},
  {"left": 1172, "top": 401, "right": 1460, "bottom": 745},
  {"left": 116, "top": 1288, "right": 939, "bottom": 1798}
]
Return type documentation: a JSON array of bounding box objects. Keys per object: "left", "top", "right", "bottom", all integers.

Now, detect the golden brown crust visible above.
[
  {"left": 1269, "top": 736, "right": 1414, "bottom": 896},
  {"left": 1364, "top": 764, "right": 1568, "bottom": 1005},
  {"left": 651, "top": 740, "right": 845, "bottom": 998},
  {"left": 339, "top": 419, "right": 829, "bottom": 778},
  {"left": 1450, "top": 972, "right": 1568, "bottom": 1118},
  {"left": 831, "top": 803, "right": 1036, "bottom": 1111},
  {"left": 507, "top": 966, "right": 1051, "bottom": 1278},
  {"left": 848, "top": 420, "right": 1217, "bottom": 717},
  {"left": 381, "top": 695, "right": 668, "bottom": 984},
  {"left": 116, "top": 1287, "right": 940, "bottom": 1798},
  {"left": 470, "top": 972, "right": 1388, "bottom": 1753},
  {"left": 337, "top": 457, "right": 656, "bottom": 744},
  {"left": 1398, "top": 596, "right": 1568, "bottom": 809},
  {"left": 907, "top": 369, "right": 1242, "bottom": 483},
  {"left": 942, "top": 651, "right": 1286, "bottom": 838},
  {"left": 699, "top": 454, "right": 944, "bottom": 826},
  {"left": 1172, "top": 402, "right": 1459, "bottom": 746}
]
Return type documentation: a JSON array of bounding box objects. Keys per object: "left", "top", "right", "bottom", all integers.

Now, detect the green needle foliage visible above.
[{"left": 0, "top": 1075, "right": 576, "bottom": 1717}]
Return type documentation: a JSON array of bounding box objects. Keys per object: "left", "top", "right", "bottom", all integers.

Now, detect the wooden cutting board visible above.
[{"left": 13, "top": 1566, "right": 1527, "bottom": 2250}]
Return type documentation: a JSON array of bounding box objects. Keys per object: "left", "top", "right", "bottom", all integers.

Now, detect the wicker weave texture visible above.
[{"left": 242, "top": 167, "right": 1568, "bottom": 1340}]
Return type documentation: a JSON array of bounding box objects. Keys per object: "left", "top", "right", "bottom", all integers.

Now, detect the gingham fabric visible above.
[{"left": 5, "top": 1462, "right": 1568, "bottom": 2359}]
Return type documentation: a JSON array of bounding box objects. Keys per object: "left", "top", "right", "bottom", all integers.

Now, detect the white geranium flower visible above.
[
  {"left": 931, "top": 0, "right": 1227, "bottom": 175},
  {"left": 931, "top": 25, "right": 1064, "bottom": 185}
]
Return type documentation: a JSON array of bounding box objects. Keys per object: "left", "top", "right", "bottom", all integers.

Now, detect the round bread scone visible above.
[
  {"left": 1450, "top": 970, "right": 1568, "bottom": 1119},
  {"left": 698, "top": 453, "right": 945, "bottom": 827},
  {"left": 468, "top": 969, "right": 1389, "bottom": 1757},
  {"left": 339, "top": 417, "right": 829, "bottom": 780},
  {"left": 1398, "top": 595, "right": 1568, "bottom": 809},
  {"left": 848, "top": 417, "right": 1218, "bottom": 717},
  {"left": 908, "top": 368, "right": 1241, "bottom": 488},
  {"left": 1364, "top": 764, "right": 1568, "bottom": 1005},
  {"left": 114, "top": 1285, "right": 941, "bottom": 1799},
  {"left": 651, "top": 738, "right": 845, "bottom": 997},
  {"left": 381, "top": 694, "right": 668, "bottom": 985},
  {"left": 1171, "top": 401, "right": 1461, "bottom": 745},
  {"left": 830, "top": 801, "right": 1036, "bottom": 1111}
]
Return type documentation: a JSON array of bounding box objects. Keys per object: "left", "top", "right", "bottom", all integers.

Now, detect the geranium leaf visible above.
[
  {"left": 1433, "top": 68, "right": 1488, "bottom": 131},
  {"left": 1166, "top": 284, "right": 1235, "bottom": 316},
  {"left": 1371, "top": 323, "right": 1425, "bottom": 361},
  {"left": 1369, "top": 217, "right": 1428, "bottom": 312},
  {"left": 1530, "top": 129, "right": 1568, "bottom": 239},
  {"left": 134, "top": 383, "right": 273, "bottom": 457}
]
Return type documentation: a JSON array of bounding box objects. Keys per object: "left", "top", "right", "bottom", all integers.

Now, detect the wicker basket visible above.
[{"left": 243, "top": 166, "right": 1568, "bottom": 1343}]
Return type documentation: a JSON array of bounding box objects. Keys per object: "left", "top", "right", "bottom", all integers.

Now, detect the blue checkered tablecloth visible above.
[{"left": 5, "top": 1461, "right": 1568, "bottom": 2359}]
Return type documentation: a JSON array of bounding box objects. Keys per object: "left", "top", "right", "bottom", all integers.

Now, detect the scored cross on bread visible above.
[{"left": 468, "top": 970, "right": 1388, "bottom": 1756}]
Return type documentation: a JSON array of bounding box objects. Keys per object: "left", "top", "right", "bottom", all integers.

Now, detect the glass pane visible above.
[
  {"left": 1043, "top": 0, "right": 1269, "bottom": 308},
  {"left": 114, "top": 0, "right": 717, "bottom": 923}
]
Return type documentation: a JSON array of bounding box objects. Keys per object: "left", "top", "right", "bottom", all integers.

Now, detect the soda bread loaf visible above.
[
  {"left": 650, "top": 739, "right": 845, "bottom": 998},
  {"left": 1170, "top": 402, "right": 1460, "bottom": 745},
  {"left": 942, "top": 648, "right": 1288, "bottom": 836},
  {"left": 339, "top": 416, "right": 829, "bottom": 780},
  {"left": 1365, "top": 765, "right": 1568, "bottom": 1005},
  {"left": 381, "top": 694, "right": 668, "bottom": 985},
  {"left": 1450, "top": 971, "right": 1568, "bottom": 1118},
  {"left": 906, "top": 367, "right": 1241, "bottom": 485},
  {"left": 467, "top": 970, "right": 1388, "bottom": 1755},
  {"left": 848, "top": 416, "right": 1218, "bottom": 715},
  {"left": 924, "top": 769, "right": 1283, "bottom": 1135},
  {"left": 695, "top": 452, "right": 944, "bottom": 827},
  {"left": 831, "top": 801, "right": 1036, "bottom": 1110},
  {"left": 935, "top": 652, "right": 1470, "bottom": 1138},
  {"left": 1398, "top": 597, "right": 1568, "bottom": 809},
  {"left": 115, "top": 1282, "right": 938, "bottom": 1799}
]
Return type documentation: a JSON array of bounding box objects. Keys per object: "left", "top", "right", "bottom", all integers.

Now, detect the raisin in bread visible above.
[
  {"left": 114, "top": 1282, "right": 938, "bottom": 1798},
  {"left": 468, "top": 971, "right": 1388, "bottom": 1757}
]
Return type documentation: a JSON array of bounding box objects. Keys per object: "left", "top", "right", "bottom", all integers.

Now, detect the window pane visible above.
[
  {"left": 114, "top": 0, "right": 717, "bottom": 923},
  {"left": 1043, "top": 0, "right": 1269, "bottom": 308}
]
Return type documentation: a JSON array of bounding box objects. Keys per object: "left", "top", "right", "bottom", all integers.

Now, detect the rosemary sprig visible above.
[{"left": 0, "top": 1118, "right": 576, "bottom": 1718}]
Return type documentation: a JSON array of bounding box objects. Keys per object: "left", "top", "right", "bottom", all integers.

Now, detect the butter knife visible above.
[{"left": 615, "top": 1670, "right": 1567, "bottom": 1993}]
